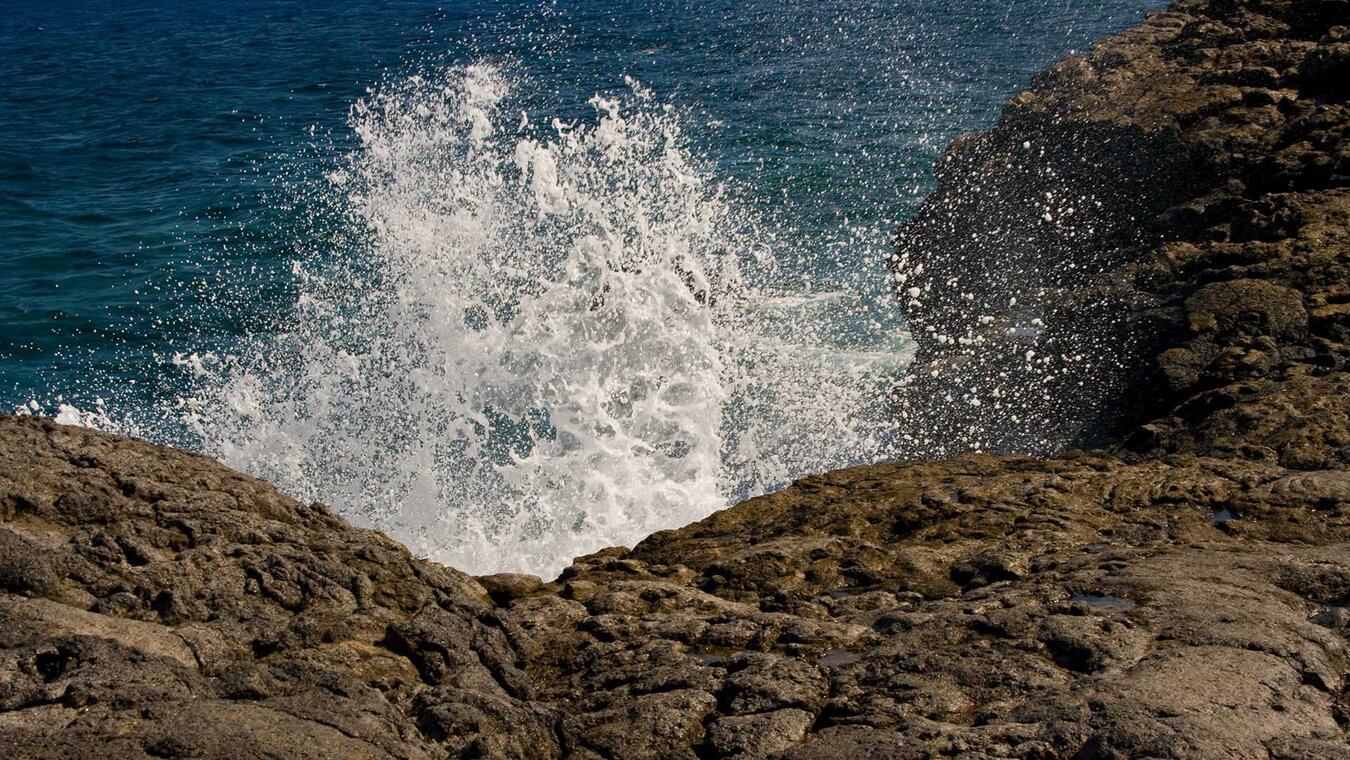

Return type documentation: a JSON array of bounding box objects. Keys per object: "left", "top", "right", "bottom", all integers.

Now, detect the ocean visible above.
[{"left": 1, "top": 0, "right": 1162, "bottom": 574}]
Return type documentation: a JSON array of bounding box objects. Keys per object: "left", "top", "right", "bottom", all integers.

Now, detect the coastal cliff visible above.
[
  {"left": 2, "top": 0, "right": 1348, "bottom": 757},
  {"left": 894, "top": 0, "right": 1350, "bottom": 459}
]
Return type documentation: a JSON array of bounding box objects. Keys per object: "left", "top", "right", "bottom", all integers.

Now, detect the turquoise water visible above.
[{"left": 2, "top": 0, "right": 1161, "bottom": 573}]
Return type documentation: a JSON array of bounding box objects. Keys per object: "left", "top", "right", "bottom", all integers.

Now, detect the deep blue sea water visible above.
[{"left": 1, "top": 0, "right": 1164, "bottom": 573}]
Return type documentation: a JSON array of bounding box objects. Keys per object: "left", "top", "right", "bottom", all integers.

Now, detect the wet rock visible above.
[
  {"left": 891, "top": 0, "right": 1350, "bottom": 459},
  {"left": 3, "top": 0, "right": 1350, "bottom": 756}
]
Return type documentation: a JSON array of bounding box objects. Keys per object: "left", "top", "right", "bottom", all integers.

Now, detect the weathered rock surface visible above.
[
  {"left": 0, "top": 417, "right": 556, "bottom": 759},
  {"left": 892, "top": 0, "right": 1350, "bottom": 458},
  {"left": 3, "top": 0, "right": 1349, "bottom": 757},
  {"left": 3, "top": 418, "right": 1346, "bottom": 757}
]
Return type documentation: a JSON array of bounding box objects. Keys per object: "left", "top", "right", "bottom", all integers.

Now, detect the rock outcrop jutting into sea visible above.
[
  {"left": 893, "top": 0, "right": 1350, "bottom": 460},
  {"left": 2, "top": 0, "right": 1348, "bottom": 757}
]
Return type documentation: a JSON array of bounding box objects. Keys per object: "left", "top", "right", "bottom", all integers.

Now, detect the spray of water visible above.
[{"left": 169, "top": 64, "right": 910, "bottom": 576}]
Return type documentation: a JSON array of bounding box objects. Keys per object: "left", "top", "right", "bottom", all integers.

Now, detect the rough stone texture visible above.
[
  {"left": 0, "top": 418, "right": 555, "bottom": 759},
  {"left": 3, "top": 0, "right": 1349, "bottom": 757},
  {"left": 543, "top": 453, "right": 1349, "bottom": 758},
  {"left": 891, "top": 0, "right": 1350, "bottom": 457},
  {"left": 3, "top": 419, "right": 1346, "bottom": 757}
]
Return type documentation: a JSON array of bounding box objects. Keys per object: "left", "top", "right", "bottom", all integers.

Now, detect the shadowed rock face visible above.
[
  {"left": 892, "top": 0, "right": 1350, "bottom": 458},
  {"left": 3, "top": 0, "right": 1349, "bottom": 757}
]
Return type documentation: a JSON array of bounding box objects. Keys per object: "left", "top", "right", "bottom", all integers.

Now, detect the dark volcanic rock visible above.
[
  {"left": 891, "top": 0, "right": 1350, "bottom": 457},
  {"left": 3, "top": 0, "right": 1350, "bottom": 757}
]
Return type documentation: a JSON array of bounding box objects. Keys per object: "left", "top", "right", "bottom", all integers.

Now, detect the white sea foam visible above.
[
  {"left": 173, "top": 64, "right": 911, "bottom": 577},
  {"left": 17, "top": 395, "right": 140, "bottom": 436}
]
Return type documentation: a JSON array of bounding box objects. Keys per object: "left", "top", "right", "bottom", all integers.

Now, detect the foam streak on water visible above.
[{"left": 173, "top": 64, "right": 910, "bottom": 576}]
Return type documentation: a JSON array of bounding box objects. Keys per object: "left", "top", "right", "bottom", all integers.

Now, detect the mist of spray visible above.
[{"left": 171, "top": 64, "right": 911, "bottom": 576}]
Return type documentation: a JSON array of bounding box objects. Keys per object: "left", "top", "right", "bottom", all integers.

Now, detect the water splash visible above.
[
  {"left": 172, "top": 64, "right": 910, "bottom": 576},
  {"left": 15, "top": 396, "right": 135, "bottom": 433}
]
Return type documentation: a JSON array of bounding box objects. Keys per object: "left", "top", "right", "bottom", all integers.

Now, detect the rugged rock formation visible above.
[
  {"left": 0, "top": 417, "right": 555, "bottom": 758},
  {"left": 892, "top": 0, "right": 1350, "bottom": 457},
  {"left": 2, "top": 0, "right": 1348, "bottom": 757},
  {"left": 4, "top": 418, "right": 1347, "bottom": 758}
]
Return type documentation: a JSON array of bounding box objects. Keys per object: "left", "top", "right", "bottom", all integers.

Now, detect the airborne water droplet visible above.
[{"left": 177, "top": 64, "right": 914, "bottom": 577}]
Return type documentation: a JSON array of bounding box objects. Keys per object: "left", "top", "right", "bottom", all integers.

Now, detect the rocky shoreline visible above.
[
  {"left": 893, "top": 0, "right": 1350, "bottom": 460},
  {"left": 2, "top": 0, "right": 1348, "bottom": 757}
]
